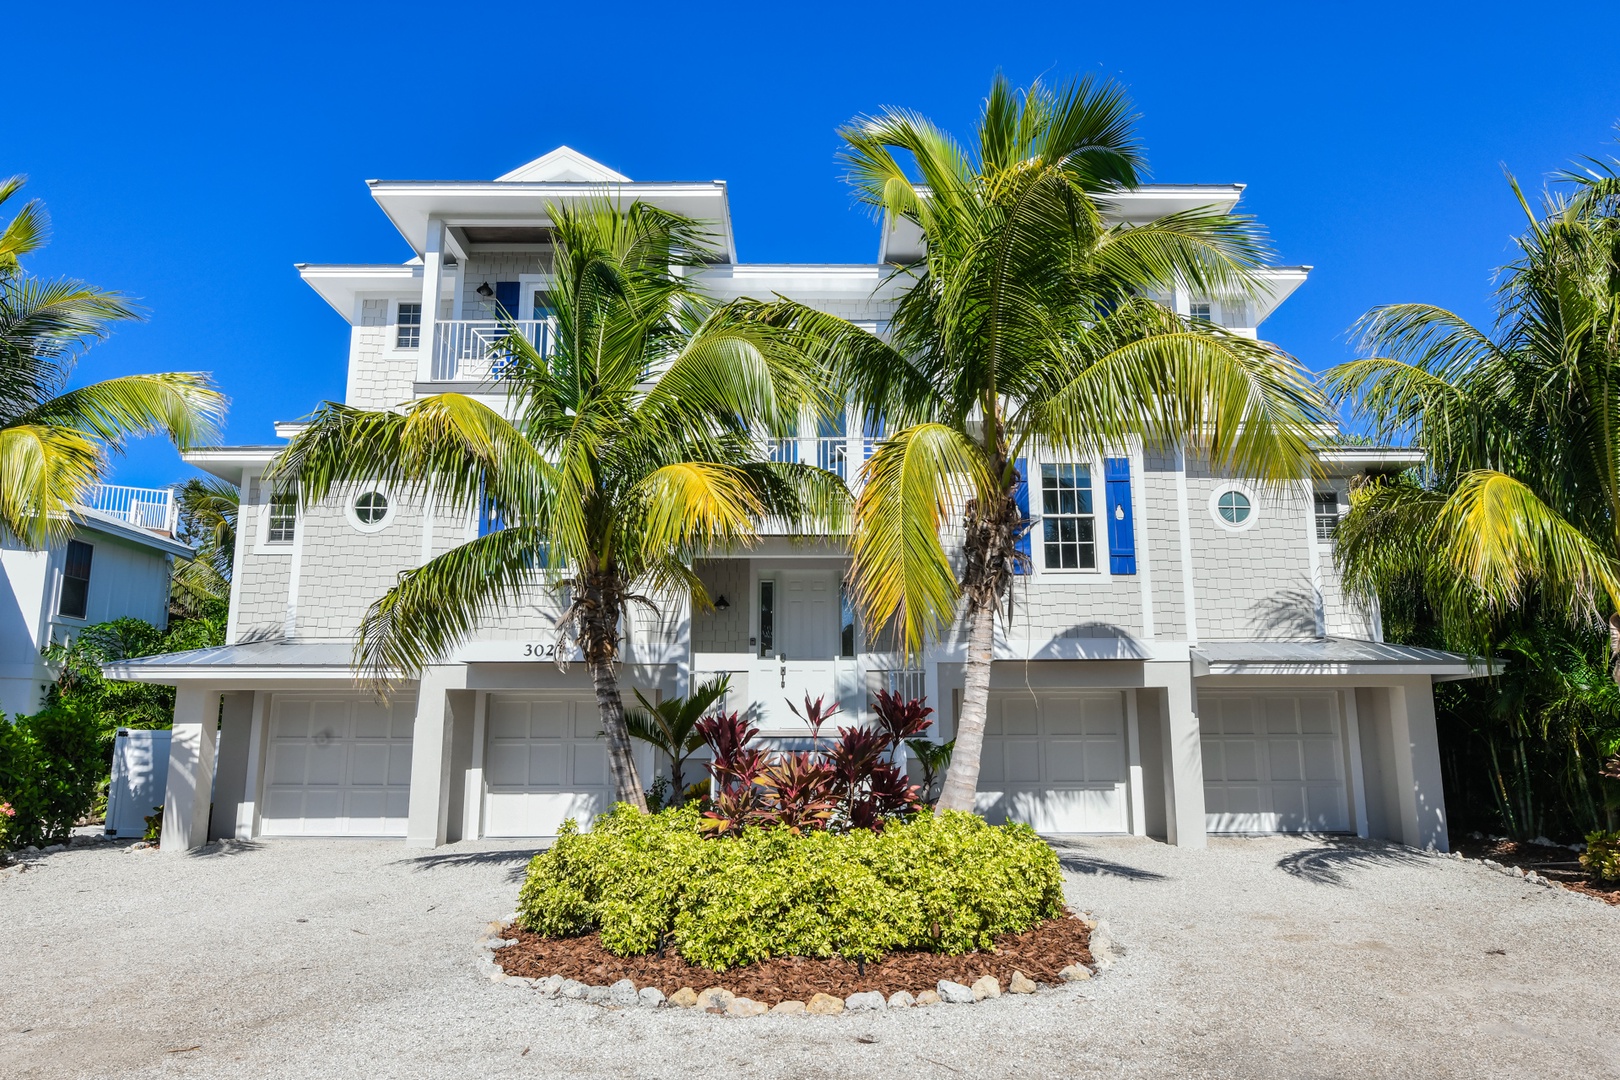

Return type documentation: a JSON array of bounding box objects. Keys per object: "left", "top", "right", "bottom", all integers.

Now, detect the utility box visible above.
[{"left": 105, "top": 728, "right": 171, "bottom": 838}]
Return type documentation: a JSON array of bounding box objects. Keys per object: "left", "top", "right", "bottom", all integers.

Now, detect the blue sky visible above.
[{"left": 9, "top": 1, "right": 1620, "bottom": 486}]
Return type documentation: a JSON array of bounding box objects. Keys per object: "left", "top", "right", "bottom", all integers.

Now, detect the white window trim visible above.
[
  {"left": 382, "top": 297, "right": 424, "bottom": 358},
  {"left": 347, "top": 487, "right": 396, "bottom": 534},
  {"left": 1209, "top": 482, "right": 1259, "bottom": 532},
  {"left": 1028, "top": 448, "right": 1109, "bottom": 578},
  {"left": 252, "top": 475, "right": 297, "bottom": 555},
  {"left": 55, "top": 539, "right": 94, "bottom": 623},
  {"left": 1313, "top": 483, "right": 1345, "bottom": 546}
]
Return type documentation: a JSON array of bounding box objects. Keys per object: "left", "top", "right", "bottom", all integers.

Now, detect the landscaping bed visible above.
[
  {"left": 1456, "top": 837, "right": 1620, "bottom": 905},
  {"left": 493, "top": 912, "right": 1093, "bottom": 1004}
]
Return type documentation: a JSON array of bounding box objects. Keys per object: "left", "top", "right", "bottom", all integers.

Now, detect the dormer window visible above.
[{"left": 396, "top": 303, "right": 422, "bottom": 349}]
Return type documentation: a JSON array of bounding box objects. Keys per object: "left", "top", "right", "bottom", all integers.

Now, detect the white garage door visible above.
[
  {"left": 1201, "top": 691, "right": 1349, "bottom": 833},
  {"left": 974, "top": 692, "right": 1128, "bottom": 833},
  {"left": 483, "top": 694, "right": 611, "bottom": 837},
  {"left": 261, "top": 694, "right": 415, "bottom": 837}
]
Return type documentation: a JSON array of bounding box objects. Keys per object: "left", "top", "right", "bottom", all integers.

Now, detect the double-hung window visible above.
[
  {"left": 59, "top": 540, "right": 93, "bottom": 619},
  {"left": 1314, "top": 491, "right": 1340, "bottom": 542},
  {"left": 1041, "top": 463, "right": 1097, "bottom": 569},
  {"left": 1188, "top": 301, "right": 1213, "bottom": 323},
  {"left": 267, "top": 491, "right": 297, "bottom": 544},
  {"left": 396, "top": 302, "right": 422, "bottom": 349}
]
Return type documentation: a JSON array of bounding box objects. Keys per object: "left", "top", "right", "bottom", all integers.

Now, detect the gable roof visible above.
[{"left": 496, "top": 146, "right": 631, "bottom": 184}]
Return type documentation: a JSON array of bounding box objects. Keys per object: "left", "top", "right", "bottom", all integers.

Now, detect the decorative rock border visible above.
[{"left": 476, "top": 913, "right": 1123, "bottom": 1016}]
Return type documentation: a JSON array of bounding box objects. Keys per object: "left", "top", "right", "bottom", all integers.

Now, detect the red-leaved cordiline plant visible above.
[{"left": 695, "top": 691, "right": 934, "bottom": 836}]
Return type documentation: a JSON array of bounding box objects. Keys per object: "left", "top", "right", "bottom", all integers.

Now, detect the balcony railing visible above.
[
  {"left": 767, "top": 436, "right": 856, "bottom": 482},
  {"left": 431, "top": 320, "right": 554, "bottom": 381},
  {"left": 83, "top": 484, "right": 178, "bottom": 534}
]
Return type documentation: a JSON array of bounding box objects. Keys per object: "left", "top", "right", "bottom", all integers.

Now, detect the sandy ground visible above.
[{"left": 3, "top": 832, "right": 1617, "bottom": 1079}]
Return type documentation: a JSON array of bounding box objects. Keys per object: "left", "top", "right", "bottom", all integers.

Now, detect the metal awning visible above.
[{"left": 1191, "top": 637, "right": 1488, "bottom": 680}]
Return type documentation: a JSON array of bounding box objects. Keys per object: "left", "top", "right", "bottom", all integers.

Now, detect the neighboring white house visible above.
[
  {"left": 1, "top": 485, "right": 190, "bottom": 717},
  {"left": 108, "top": 147, "right": 1480, "bottom": 854}
]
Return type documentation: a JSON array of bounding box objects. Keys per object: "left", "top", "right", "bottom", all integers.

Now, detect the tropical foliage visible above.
[
  {"left": 0, "top": 175, "right": 225, "bottom": 547},
  {"left": 169, "top": 476, "right": 238, "bottom": 617},
  {"left": 624, "top": 675, "right": 729, "bottom": 806},
  {"left": 269, "top": 200, "right": 844, "bottom": 809},
  {"left": 1328, "top": 162, "right": 1620, "bottom": 831},
  {"left": 747, "top": 76, "right": 1326, "bottom": 812},
  {"left": 0, "top": 702, "right": 102, "bottom": 848},
  {"left": 517, "top": 803, "right": 1063, "bottom": 970},
  {"left": 697, "top": 691, "right": 933, "bottom": 836}
]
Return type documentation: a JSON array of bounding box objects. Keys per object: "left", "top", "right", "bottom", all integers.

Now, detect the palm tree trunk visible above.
[
  {"left": 936, "top": 593, "right": 995, "bottom": 813},
  {"left": 577, "top": 575, "right": 648, "bottom": 812}
]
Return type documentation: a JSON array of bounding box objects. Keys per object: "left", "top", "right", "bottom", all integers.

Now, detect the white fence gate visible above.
[{"left": 105, "top": 728, "right": 172, "bottom": 838}]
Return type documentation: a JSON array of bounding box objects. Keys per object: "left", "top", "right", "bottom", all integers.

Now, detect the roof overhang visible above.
[
  {"left": 68, "top": 508, "right": 193, "bottom": 559},
  {"left": 181, "top": 446, "right": 282, "bottom": 485},
  {"left": 102, "top": 640, "right": 380, "bottom": 685},
  {"left": 1191, "top": 638, "right": 1489, "bottom": 681},
  {"left": 367, "top": 180, "right": 737, "bottom": 264},
  {"left": 1316, "top": 447, "right": 1426, "bottom": 475},
  {"left": 296, "top": 263, "right": 454, "bottom": 321}
]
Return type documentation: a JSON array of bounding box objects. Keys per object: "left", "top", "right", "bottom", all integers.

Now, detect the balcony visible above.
[
  {"left": 431, "top": 320, "right": 554, "bottom": 381},
  {"left": 767, "top": 436, "right": 857, "bottom": 482},
  {"left": 82, "top": 484, "right": 178, "bottom": 534}
]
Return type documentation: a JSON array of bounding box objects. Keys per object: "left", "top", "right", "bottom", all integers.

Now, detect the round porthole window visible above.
[
  {"left": 351, "top": 490, "right": 392, "bottom": 531},
  {"left": 1209, "top": 485, "right": 1257, "bottom": 530}
]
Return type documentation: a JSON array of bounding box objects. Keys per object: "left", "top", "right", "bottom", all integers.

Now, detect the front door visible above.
[{"left": 753, "top": 570, "right": 855, "bottom": 731}]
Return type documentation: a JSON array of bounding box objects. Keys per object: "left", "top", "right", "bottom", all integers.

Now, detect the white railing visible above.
[
  {"left": 879, "top": 669, "right": 926, "bottom": 701},
  {"left": 83, "top": 484, "right": 178, "bottom": 534},
  {"left": 766, "top": 436, "right": 856, "bottom": 482},
  {"left": 431, "top": 320, "right": 555, "bottom": 381}
]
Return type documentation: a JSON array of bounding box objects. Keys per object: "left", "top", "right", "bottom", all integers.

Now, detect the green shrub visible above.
[
  {"left": 0, "top": 702, "right": 103, "bottom": 848},
  {"left": 1582, "top": 830, "right": 1620, "bottom": 882},
  {"left": 517, "top": 805, "right": 1065, "bottom": 970}
]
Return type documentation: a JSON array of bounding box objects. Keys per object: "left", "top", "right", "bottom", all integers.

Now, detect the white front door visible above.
[
  {"left": 482, "top": 693, "right": 610, "bottom": 837},
  {"left": 1201, "top": 691, "right": 1350, "bottom": 833},
  {"left": 753, "top": 570, "right": 852, "bottom": 731},
  {"left": 975, "top": 692, "right": 1129, "bottom": 833},
  {"left": 260, "top": 693, "right": 415, "bottom": 837}
]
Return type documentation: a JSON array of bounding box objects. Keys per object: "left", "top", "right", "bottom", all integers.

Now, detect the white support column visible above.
[
  {"left": 161, "top": 687, "right": 220, "bottom": 852},
  {"left": 1125, "top": 688, "right": 1147, "bottom": 837},
  {"left": 462, "top": 691, "right": 487, "bottom": 843},
  {"left": 236, "top": 690, "right": 269, "bottom": 840},
  {"left": 1148, "top": 663, "right": 1207, "bottom": 848},
  {"left": 1387, "top": 678, "right": 1450, "bottom": 852},
  {"left": 406, "top": 665, "right": 464, "bottom": 848},
  {"left": 1342, "top": 687, "right": 1370, "bottom": 839},
  {"left": 418, "top": 218, "right": 445, "bottom": 382}
]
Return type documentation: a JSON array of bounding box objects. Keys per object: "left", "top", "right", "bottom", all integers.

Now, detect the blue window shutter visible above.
[
  {"left": 1012, "top": 458, "right": 1032, "bottom": 574},
  {"left": 1104, "top": 457, "right": 1136, "bottom": 574},
  {"left": 493, "top": 281, "right": 520, "bottom": 318}
]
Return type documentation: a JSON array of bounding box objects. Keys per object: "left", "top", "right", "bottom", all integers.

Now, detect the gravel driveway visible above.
[{"left": 4, "top": 833, "right": 1617, "bottom": 1079}]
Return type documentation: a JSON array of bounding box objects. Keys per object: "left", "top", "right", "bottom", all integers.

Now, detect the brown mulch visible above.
[
  {"left": 494, "top": 913, "right": 1093, "bottom": 1005},
  {"left": 1457, "top": 838, "right": 1620, "bottom": 906}
]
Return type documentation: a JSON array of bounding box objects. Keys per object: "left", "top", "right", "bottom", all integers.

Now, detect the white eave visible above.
[
  {"left": 366, "top": 180, "right": 738, "bottom": 264},
  {"left": 1316, "top": 447, "right": 1425, "bottom": 475},
  {"left": 181, "top": 446, "right": 283, "bottom": 485},
  {"left": 695, "top": 263, "right": 906, "bottom": 304},
  {"left": 67, "top": 508, "right": 194, "bottom": 559},
  {"left": 296, "top": 263, "right": 453, "bottom": 321}
]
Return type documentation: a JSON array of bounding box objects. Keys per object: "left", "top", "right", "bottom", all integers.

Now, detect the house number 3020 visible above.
[{"left": 522, "top": 643, "right": 557, "bottom": 658}]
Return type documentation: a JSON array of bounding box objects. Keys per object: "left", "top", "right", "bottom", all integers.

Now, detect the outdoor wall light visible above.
[
  {"left": 714, "top": 595, "right": 730, "bottom": 611},
  {"left": 476, "top": 281, "right": 495, "bottom": 298}
]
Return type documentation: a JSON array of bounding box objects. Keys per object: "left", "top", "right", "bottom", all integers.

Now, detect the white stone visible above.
[
  {"left": 886, "top": 991, "right": 915, "bottom": 1008},
  {"left": 845, "top": 991, "right": 886, "bottom": 1011},
  {"left": 937, "top": 980, "right": 976, "bottom": 1004},
  {"left": 558, "top": 979, "right": 588, "bottom": 999},
  {"left": 1059, "top": 964, "right": 1093, "bottom": 982},
  {"left": 609, "top": 979, "right": 639, "bottom": 1007},
  {"left": 637, "top": 986, "right": 665, "bottom": 1008},
  {"left": 584, "top": 985, "right": 613, "bottom": 1005},
  {"left": 534, "top": 975, "right": 564, "bottom": 995},
  {"left": 970, "top": 975, "right": 1000, "bottom": 1000}
]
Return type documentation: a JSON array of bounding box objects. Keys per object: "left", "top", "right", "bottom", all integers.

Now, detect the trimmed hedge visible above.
[{"left": 517, "top": 805, "right": 1065, "bottom": 970}]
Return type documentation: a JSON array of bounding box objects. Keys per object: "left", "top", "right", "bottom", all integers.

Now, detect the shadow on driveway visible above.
[
  {"left": 400, "top": 847, "right": 545, "bottom": 883},
  {"left": 1045, "top": 838, "right": 1169, "bottom": 882},
  {"left": 1275, "top": 836, "right": 1430, "bottom": 887}
]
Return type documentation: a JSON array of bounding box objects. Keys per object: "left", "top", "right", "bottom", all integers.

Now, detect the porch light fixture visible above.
[
  {"left": 476, "top": 281, "right": 495, "bottom": 298},
  {"left": 714, "top": 595, "right": 730, "bottom": 611}
]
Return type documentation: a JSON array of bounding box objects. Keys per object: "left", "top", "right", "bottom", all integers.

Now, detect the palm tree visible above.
[
  {"left": 170, "top": 477, "right": 239, "bottom": 616},
  {"left": 1327, "top": 163, "right": 1620, "bottom": 757},
  {"left": 0, "top": 175, "right": 226, "bottom": 547},
  {"left": 749, "top": 75, "right": 1327, "bottom": 813},
  {"left": 269, "top": 200, "right": 843, "bottom": 811},
  {"left": 624, "top": 674, "right": 729, "bottom": 805}
]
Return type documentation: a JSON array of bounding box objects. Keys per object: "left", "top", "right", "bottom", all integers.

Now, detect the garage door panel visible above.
[
  {"left": 482, "top": 695, "right": 612, "bottom": 837},
  {"left": 1203, "top": 692, "right": 1348, "bottom": 834},
  {"left": 981, "top": 691, "right": 1128, "bottom": 833},
  {"left": 489, "top": 700, "right": 530, "bottom": 740},
  {"left": 260, "top": 694, "right": 414, "bottom": 837}
]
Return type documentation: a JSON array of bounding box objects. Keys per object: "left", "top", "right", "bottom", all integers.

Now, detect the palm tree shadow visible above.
[
  {"left": 400, "top": 846, "right": 546, "bottom": 884},
  {"left": 1045, "top": 838, "right": 1169, "bottom": 881},
  {"left": 1275, "top": 836, "right": 1430, "bottom": 887}
]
